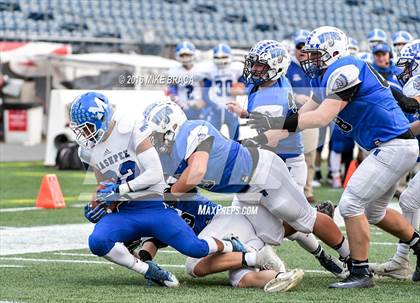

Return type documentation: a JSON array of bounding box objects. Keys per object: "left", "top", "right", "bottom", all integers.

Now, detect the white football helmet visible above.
[
  {"left": 392, "top": 31, "right": 414, "bottom": 57},
  {"left": 143, "top": 99, "right": 187, "bottom": 152},
  {"left": 243, "top": 40, "right": 291, "bottom": 85},
  {"left": 301, "top": 26, "right": 348, "bottom": 78},
  {"left": 213, "top": 43, "right": 232, "bottom": 67},
  {"left": 367, "top": 28, "right": 388, "bottom": 50},
  {"left": 396, "top": 39, "right": 420, "bottom": 85}
]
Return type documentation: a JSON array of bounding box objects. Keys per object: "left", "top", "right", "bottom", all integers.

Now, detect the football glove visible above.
[
  {"left": 96, "top": 181, "right": 119, "bottom": 204},
  {"left": 247, "top": 112, "right": 285, "bottom": 130},
  {"left": 84, "top": 202, "right": 107, "bottom": 223}
]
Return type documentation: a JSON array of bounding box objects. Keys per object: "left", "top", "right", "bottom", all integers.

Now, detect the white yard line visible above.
[
  {"left": 0, "top": 256, "right": 332, "bottom": 275},
  {"left": 0, "top": 207, "right": 39, "bottom": 213},
  {"left": 0, "top": 264, "right": 26, "bottom": 268}
]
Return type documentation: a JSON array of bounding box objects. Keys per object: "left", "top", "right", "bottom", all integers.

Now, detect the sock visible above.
[
  {"left": 104, "top": 242, "right": 149, "bottom": 274},
  {"left": 289, "top": 232, "right": 320, "bottom": 253},
  {"left": 333, "top": 237, "right": 350, "bottom": 259},
  {"left": 242, "top": 252, "right": 257, "bottom": 267},
  {"left": 311, "top": 244, "right": 323, "bottom": 258},
  {"left": 351, "top": 258, "right": 370, "bottom": 276},
  {"left": 404, "top": 230, "right": 420, "bottom": 248},
  {"left": 201, "top": 236, "right": 219, "bottom": 254},
  {"left": 222, "top": 240, "right": 233, "bottom": 253},
  {"left": 329, "top": 151, "right": 341, "bottom": 175},
  {"left": 395, "top": 242, "right": 410, "bottom": 261}
]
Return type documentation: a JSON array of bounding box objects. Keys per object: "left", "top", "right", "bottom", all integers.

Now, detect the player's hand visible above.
[
  {"left": 226, "top": 101, "right": 247, "bottom": 118},
  {"left": 247, "top": 111, "right": 284, "bottom": 130},
  {"left": 264, "top": 129, "right": 289, "bottom": 147},
  {"left": 96, "top": 181, "right": 119, "bottom": 204},
  {"left": 84, "top": 202, "right": 107, "bottom": 223}
]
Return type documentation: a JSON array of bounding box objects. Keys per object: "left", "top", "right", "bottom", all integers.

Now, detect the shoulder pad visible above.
[
  {"left": 78, "top": 146, "right": 91, "bottom": 164},
  {"left": 403, "top": 75, "right": 420, "bottom": 98},
  {"left": 326, "top": 64, "right": 361, "bottom": 96},
  {"left": 185, "top": 124, "right": 210, "bottom": 159},
  {"left": 116, "top": 115, "right": 136, "bottom": 134}
]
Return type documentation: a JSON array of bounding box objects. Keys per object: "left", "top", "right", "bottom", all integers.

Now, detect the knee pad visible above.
[
  {"left": 399, "top": 190, "right": 418, "bottom": 212},
  {"left": 88, "top": 233, "right": 112, "bottom": 257},
  {"left": 185, "top": 257, "right": 200, "bottom": 277},
  {"left": 229, "top": 268, "right": 255, "bottom": 288},
  {"left": 365, "top": 207, "right": 386, "bottom": 225},
  {"left": 339, "top": 193, "right": 364, "bottom": 219}
]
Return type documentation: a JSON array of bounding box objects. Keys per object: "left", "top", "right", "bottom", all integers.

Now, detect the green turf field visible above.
[{"left": 0, "top": 162, "right": 418, "bottom": 303}]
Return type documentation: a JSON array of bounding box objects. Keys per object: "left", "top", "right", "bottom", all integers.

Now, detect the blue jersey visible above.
[
  {"left": 246, "top": 75, "right": 304, "bottom": 157},
  {"left": 310, "top": 55, "right": 410, "bottom": 151},
  {"left": 286, "top": 60, "right": 312, "bottom": 97},
  {"left": 175, "top": 194, "right": 219, "bottom": 235},
  {"left": 171, "top": 120, "right": 254, "bottom": 193},
  {"left": 371, "top": 62, "right": 402, "bottom": 91}
]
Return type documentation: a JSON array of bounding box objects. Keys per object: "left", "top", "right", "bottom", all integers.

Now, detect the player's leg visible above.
[
  {"left": 332, "top": 139, "right": 418, "bottom": 288},
  {"left": 151, "top": 206, "right": 247, "bottom": 259},
  {"left": 371, "top": 171, "right": 420, "bottom": 280},
  {"left": 185, "top": 209, "right": 284, "bottom": 277},
  {"left": 247, "top": 149, "right": 349, "bottom": 257},
  {"left": 88, "top": 209, "right": 179, "bottom": 287},
  {"left": 285, "top": 154, "right": 347, "bottom": 278}
]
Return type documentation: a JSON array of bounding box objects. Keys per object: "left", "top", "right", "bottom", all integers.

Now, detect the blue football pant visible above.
[{"left": 88, "top": 202, "right": 210, "bottom": 258}]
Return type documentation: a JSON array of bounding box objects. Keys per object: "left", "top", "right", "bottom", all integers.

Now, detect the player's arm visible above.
[
  {"left": 118, "top": 138, "right": 164, "bottom": 194},
  {"left": 390, "top": 86, "right": 420, "bottom": 114},
  {"left": 170, "top": 136, "right": 214, "bottom": 196},
  {"left": 411, "top": 120, "right": 420, "bottom": 136}
]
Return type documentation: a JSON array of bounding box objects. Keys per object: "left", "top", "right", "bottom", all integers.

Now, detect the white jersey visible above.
[
  {"left": 198, "top": 61, "right": 243, "bottom": 108},
  {"left": 167, "top": 64, "right": 201, "bottom": 109},
  {"left": 403, "top": 75, "right": 420, "bottom": 98},
  {"left": 79, "top": 112, "right": 165, "bottom": 200}
]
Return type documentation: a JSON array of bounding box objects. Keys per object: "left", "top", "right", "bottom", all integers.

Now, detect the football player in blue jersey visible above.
[
  {"left": 347, "top": 37, "right": 359, "bottom": 56},
  {"left": 371, "top": 43, "right": 402, "bottom": 90},
  {"left": 199, "top": 43, "right": 245, "bottom": 140},
  {"left": 248, "top": 26, "right": 420, "bottom": 288},
  {"left": 367, "top": 28, "right": 388, "bottom": 50},
  {"left": 167, "top": 41, "right": 204, "bottom": 120},
  {"left": 371, "top": 40, "right": 420, "bottom": 281},
  {"left": 392, "top": 31, "right": 414, "bottom": 57},
  {"left": 135, "top": 191, "right": 305, "bottom": 292},
  {"left": 144, "top": 100, "right": 352, "bottom": 281},
  {"left": 70, "top": 92, "right": 248, "bottom": 287},
  {"left": 226, "top": 40, "right": 347, "bottom": 278}
]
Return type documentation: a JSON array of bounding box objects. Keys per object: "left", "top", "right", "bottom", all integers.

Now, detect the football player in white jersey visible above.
[
  {"left": 371, "top": 40, "right": 420, "bottom": 281},
  {"left": 69, "top": 92, "right": 249, "bottom": 287},
  {"left": 199, "top": 43, "right": 245, "bottom": 140},
  {"left": 167, "top": 41, "right": 203, "bottom": 120}
]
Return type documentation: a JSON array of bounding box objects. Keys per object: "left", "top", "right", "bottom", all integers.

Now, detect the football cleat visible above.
[
  {"left": 370, "top": 256, "right": 413, "bottom": 280},
  {"left": 264, "top": 269, "right": 304, "bottom": 292},
  {"left": 256, "top": 245, "right": 286, "bottom": 272},
  {"left": 223, "top": 234, "right": 248, "bottom": 253},
  {"left": 316, "top": 201, "right": 335, "bottom": 219},
  {"left": 317, "top": 251, "right": 349, "bottom": 279},
  {"left": 144, "top": 261, "right": 179, "bottom": 287},
  {"left": 329, "top": 272, "right": 374, "bottom": 289}
]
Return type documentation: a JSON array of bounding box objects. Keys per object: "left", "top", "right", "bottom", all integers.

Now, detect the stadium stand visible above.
[{"left": 0, "top": 0, "right": 419, "bottom": 49}]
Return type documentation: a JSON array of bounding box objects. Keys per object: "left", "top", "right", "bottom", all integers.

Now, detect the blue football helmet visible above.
[
  {"left": 69, "top": 92, "right": 113, "bottom": 148},
  {"left": 175, "top": 41, "right": 196, "bottom": 66},
  {"left": 243, "top": 40, "right": 291, "bottom": 85},
  {"left": 347, "top": 37, "right": 359, "bottom": 55},
  {"left": 392, "top": 31, "right": 414, "bottom": 56},
  {"left": 293, "top": 29, "right": 310, "bottom": 47},
  {"left": 396, "top": 39, "right": 420, "bottom": 85},
  {"left": 367, "top": 28, "right": 387, "bottom": 49},
  {"left": 213, "top": 43, "right": 232, "bottom": 67}
]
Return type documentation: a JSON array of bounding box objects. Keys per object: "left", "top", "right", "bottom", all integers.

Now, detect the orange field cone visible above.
[
  {"left": 343, "top": 160, "right": 358, "bottom": 189},
  {"left": 36, "top": 174, "right": 66, "bottom": 209}
]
